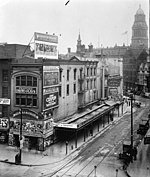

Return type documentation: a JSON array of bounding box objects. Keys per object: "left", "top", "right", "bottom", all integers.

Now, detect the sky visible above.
[{"left": 0, "top": 0, "right": 149, "bottom": 54}]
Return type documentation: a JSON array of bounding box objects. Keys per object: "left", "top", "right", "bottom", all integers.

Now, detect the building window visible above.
[
  {"left": 2, "top": 105, "right": 8, "bottom": 117},
  {"left": 16, "top": 76, "right": 20, "bottom": 86},
  {"left": 59, "top": 86, "right": 62, "bottom": 97},
  {"left": 2, "top": 70, "right": 8, "bottom": 82},
  {"left": 27, "top": 76, "right": 32, "bottom": 86},
  {"left": 74, "top": 69, "right": 77, "bottom": 80},
  {"left": 73, "top": 83, "right": 76, "bottom": 94},
  {"left": 80, "top": 69, "right": 83, "bottom": 79},
  {"left": 94, "top": 68, "right": 96, "bottom": 76},
  {"left": 87, "top": 68, "right": 89, "bottom": 76},
  {"left": 67, "top": 84, "right": 69, "bottom": 95},
  {"left": 16, "top": 75, "right": 37, "bottom": 86},
  {"left": 16, "top": 94, "right": 37, "bottom": 107},
  {"left": 59, "top": 69, "right": 62, "bottom": 82},
  {"left": 21, "top": 75, "right": 26, "bottom": 86},
  {"left": 67, "top": 70, "right": 69, "bottom": 81},
  {"left": 91, "top": 68, "right": 93, "bottom": 76},
  {"left": 94, "top": 79, "right": 96, "bottom": 88},
  {"left": 91, "top": 79, "right": 93, "bottom": 89},
  {"left": 2, "top": 86, "right": 8, "bottom": 98},
  {"left": 33, "top": 77, "right": 37, "bottom": 87},
  {"left": 87, "top": 80, "right": 89, "bottom": 90}
]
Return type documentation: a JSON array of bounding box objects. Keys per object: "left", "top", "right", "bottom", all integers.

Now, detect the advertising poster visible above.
[
  {"left": 43, "top": 72, "right": 59, "bottom": 87},
  {"left": 108, "top": 78, "right": 121, "bottom": 87},
  {"left": 43, "top": 66, "right": 59, "bottom": 111},
  {"left": 43, "top": 92, "right": 59, "bottom": 111},
  {"left": 34, "top": 32, "right": 58, "bottom": 59},
  {"left": 109, "top": 88, "right": 118, "bottom": 96},
  {"left": 0, "top": 118, "right": 9, "bottom": 129}
]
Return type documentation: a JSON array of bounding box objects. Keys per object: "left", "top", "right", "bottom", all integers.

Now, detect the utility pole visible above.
[
  {"left": 101, "top": 46, "right": 105, "bottom": 100},
  {"left": 130, "top": 94, "right": 134, "bottom": 162},
  {"left": 19, "top": 108, "right": 23, "bottom": 163}
]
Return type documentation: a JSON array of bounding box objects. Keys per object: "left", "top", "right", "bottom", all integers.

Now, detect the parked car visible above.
[
  {"left": 144, "top": 92, "right": 150, "bottom": 98},
  {"left": 134, "top": 100, "right": 141, "bottom": 107}
]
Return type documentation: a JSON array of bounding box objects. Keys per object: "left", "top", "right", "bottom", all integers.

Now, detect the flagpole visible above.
[
  {"left": 127, "top": 31, "right": 128, "bottom": 46},
  {"left": 122, "top": 31, "right": 128, "bottom": 46}
]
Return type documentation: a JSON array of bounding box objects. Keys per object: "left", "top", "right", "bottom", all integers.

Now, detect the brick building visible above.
[
  {"left": 8, "top": 57, "right": 98, "bottom": 151},
  {"left": 0, "top": 44, "right": 31, "bottom": 143}
]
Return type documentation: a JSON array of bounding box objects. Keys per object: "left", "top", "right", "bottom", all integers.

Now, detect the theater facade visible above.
[{"left": 9, "top": 58, "right": 59, "bottom": 151}]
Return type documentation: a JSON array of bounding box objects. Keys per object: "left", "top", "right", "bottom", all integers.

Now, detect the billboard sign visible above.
[
  {"left": 43, "top": 66, "right": 59, "bottom": 87},
  {"left": 16, "top": 87, "right": 37, "bottom": 94},
  {"left": 108, "top": 78, "right": 121, "bottom": 87},
  {"left": 56, "top": 123, "right": 77, "bottom": 129},
  {"left": 43, "top": 72, "right": 59, "bottom": 87},
  {"left": 43, "top": 86, "right": 59, "bottom": 95},
  {"left": 0, "top": 98, "right": 10, "bottom": 105},
  {"left": 0, "top": 118, "right": 9, "bottom": 129},
  {"left": 109, "top": 88, "right": 118, "bottom": 96},
  {"left": 43, "top": 92, "right": 59, "bottom": 111},
  {"left": 34, "top": 32, "right": 58, "bottom": 59}
]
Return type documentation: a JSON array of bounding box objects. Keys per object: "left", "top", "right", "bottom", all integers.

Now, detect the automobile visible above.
[
  {"left": 144, "top": 92, "right": 150, "bottom": 98},
  {"left": 134, "top": 100, "right": 141, "bottom": 107}
]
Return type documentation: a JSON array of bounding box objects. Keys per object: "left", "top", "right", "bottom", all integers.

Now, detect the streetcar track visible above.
[{"left": 40, "top": 100, "right": 150, "bottom": 177}]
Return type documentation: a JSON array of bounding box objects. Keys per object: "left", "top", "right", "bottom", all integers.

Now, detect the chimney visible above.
[{"left": 68, "top": 48, "right": 71, "bottom": 53}]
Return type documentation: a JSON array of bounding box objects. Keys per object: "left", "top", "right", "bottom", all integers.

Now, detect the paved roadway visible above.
[{"left": 0, "top": 96, "right": 150, "bottom": 177}]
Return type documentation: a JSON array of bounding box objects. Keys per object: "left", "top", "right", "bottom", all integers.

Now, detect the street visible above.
[{"left": 0, "top": 96, "right": 150, "bottom": 177}]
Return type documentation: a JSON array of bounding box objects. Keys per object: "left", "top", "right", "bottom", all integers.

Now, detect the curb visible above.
[{"left": 0, "top": 112, "right": 127, "bottom": 167}]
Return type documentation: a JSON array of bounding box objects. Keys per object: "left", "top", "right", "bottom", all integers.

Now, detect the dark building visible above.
[
  {"left": 123, "top": 5, "right": 149, "bottom": 93},
  {"left": 0, "top": 44, "right": 32, "bottom": 143},
  {"left": 136, "top": 49, "right": 150, "bottom": 93},
  {"left": 123, "top": 48, "right": 148, "bottom": 92}
]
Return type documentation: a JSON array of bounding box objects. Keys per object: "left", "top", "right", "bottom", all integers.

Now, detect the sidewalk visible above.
[{"left": 0, "top": 102, "right": 130, "bottom": 167}]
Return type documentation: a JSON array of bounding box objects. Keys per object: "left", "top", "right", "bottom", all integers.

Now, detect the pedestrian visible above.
[{"left": 133, "top": 147, "right": 137, "bottom": 160}]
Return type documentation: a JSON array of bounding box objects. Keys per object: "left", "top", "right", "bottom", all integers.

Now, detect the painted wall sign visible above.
[
  {"left": 43, "top": 86, "right": 59, "bottom": 95},
  {"left": 108, "top": 78, "right": 121, "bottom": 87},
  {"left": 16, "top": 86, "right": 37, "bottom": 94},
  {"left": 13, "top": 109, "right": 39, "bottom": 119},
  {"left": 43, "top": 72, "right": 59, "bottom": 87},
  {"left": 56, "top": 123, "right": 77, "bottom": 129},
  {"left": 43, "top": 92, "right": 59, "bottom": 110},
  {"left": 109, "top": 88, "right": 118, "bottom": 96},
  {"left": 35, "top": 32, "right": 58, "bottom": 43},
  {"left": 0, "top": 118, "right": 9, "bottom": 129},
  {"left": 13, "top": 120, "right": 43, "bottom": 137},
  {"left": 0, "top": 98, "right": 10, "bottom": 105}
]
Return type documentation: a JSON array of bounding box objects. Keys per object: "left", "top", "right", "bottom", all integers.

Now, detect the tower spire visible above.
[{"left": 76, "top": 31, "right": 82, "bottom": 53}]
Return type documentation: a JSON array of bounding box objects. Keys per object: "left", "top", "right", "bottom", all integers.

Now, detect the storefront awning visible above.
[{"left": 55, "top": 104, "right": 114, "bottom": 130}]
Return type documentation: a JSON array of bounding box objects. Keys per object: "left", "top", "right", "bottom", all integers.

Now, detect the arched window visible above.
[{"left": 15, "top": 75, "right": 38, "bottom": 107}]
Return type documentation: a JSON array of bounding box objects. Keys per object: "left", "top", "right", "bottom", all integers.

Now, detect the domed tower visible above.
[{"left": 131, "top": 5, "right": 148, "bottom": 48}]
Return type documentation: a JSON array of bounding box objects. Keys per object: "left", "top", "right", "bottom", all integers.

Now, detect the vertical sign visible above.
[{"left": 43, "top": 66, "right": 59, "bottom": 111}]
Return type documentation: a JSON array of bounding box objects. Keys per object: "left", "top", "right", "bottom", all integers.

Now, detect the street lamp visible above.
[
  {"left": 94, "top": 165, "right": 97, "bottom": 177},
  {"left": 116, "top": 169, "right": 118, "bottom": 177},
  {"left": 19, "top": 108, "right": 23, "bottom": 163}
]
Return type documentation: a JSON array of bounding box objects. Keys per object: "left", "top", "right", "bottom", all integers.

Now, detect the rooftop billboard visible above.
[{"left": 34, "top": 32, "right": 58, "bottom": 59}]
